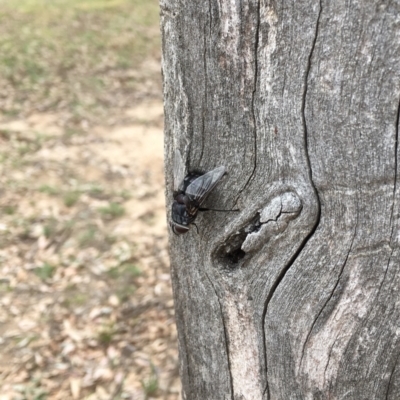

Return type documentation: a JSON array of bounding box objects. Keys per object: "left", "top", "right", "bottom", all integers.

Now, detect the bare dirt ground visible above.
[{"left": 0, "top": 100, "right": 179, "bottom": 400}]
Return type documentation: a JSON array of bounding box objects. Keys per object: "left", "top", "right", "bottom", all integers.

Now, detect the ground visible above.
[{"left": 0, "top": 1, "right": 179, "bottom": 399}]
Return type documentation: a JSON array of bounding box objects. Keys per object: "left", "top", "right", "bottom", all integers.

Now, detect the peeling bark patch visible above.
[
  {"left": 216, "top": 192, "right": 302, "bottom": 268},
  {"left": 242, "top": 192, "right": 302, "bottom": 252}
]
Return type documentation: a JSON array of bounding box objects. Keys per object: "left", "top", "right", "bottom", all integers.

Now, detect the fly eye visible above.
[{"left": 172, "top": 223, "right": 189, "bottom": 235}]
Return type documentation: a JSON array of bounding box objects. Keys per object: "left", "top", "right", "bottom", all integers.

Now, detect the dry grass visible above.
[
  {"left": 0, "top": 1, "right": 179, "bottom": 399},
  {"left": 0, "top": 0, "right": 161, "bottom": 124}
]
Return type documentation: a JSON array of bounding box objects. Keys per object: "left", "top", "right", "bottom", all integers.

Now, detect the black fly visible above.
[{"left": 170, "top": 150, "right": 227, "bottom": 235}]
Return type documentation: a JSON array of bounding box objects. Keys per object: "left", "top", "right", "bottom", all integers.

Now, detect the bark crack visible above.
[
  {"left": 361, "top": 96, "right": 400, "bottom": 375},
  {"left": 248, "top": 0, "right": 260, "bottom": 188},
  {"left": 368, "top": 96, "right": 400, "bottom": 314},
  {"left": 390, "top": 96, "right": 400, "bottom": 228},
  {"left": 263, "top": 1, "right": 323, "bottom": 396},
  {"left": 233, "top": 0, "right": 260, "bottom": 206},
  {"left": 302, "top": 0, "right": 322, "bottom": 185},
  {"left": 199, "top": 5, "right": 211, "bottom": 166},
  {"left": 386, "top": 351, "right": 400, "bottom": 399},
  {"left": 216, "top": 295, "right": 235, "bottom": 400},
  {"left": 262, "top": 206, "right": 322, "bottom": 397},
  {"left": 202, "top": 267, "right": 234, "bottom": 399},
  {"left": 323, "top": 334, "right": 340, "bottom": 386},
  {"left": 299, "top": 218, "right": 357, "bottom": 369}
]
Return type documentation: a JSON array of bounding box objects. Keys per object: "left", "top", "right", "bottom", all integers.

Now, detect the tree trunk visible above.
[{"left": 160, "top": 0, "right": 400, "bottom": 398}]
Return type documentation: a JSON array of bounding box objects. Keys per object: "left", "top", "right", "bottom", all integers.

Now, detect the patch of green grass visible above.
[
  {"left": 64, "top": 292, "right": 89, "bottom": 309},
  {"left": 17, "top": 143, "right": 31, "bottom": 156},
  {"left": 115, "top": 285, "right": 136, "bottom": 302},
  {"left": 72, "top": 293, "right": 89, "bottom": 306},
  {"left": 77, "top": 224, "right": 116, "bottom": 250},
  {"left": 62, "top": 284, "right": 89, "bottom": 309},
  {"left": 0, "top": 152, "right": 9, "bottom": 164},
  {"left": 78, "top": 226, "right": 97, "bottom": 247},
  {"left": 108, "top": 263, "right": 140, "bottom": 302},
  {"left": 34, "top": 263, "right": 56, "bottom": 281},
  {"left": 32, "top": 132, "right": 47, "bottom": 150},
  {"left": 63, "top": 191, "right": 80, "bottom": 207},
  {"left": 43, "top": 225, "right": 52, "bottom": 239},
  {"left": 108, "top": 263, "right": 141, "bottom": 279},
  {"left": 17, "top": 377, "right": 48, "bottom": 400},
  {"left": 98, "top": 330, "right": 112, "bottom": 345},
  {"left": 17, "top": 334, "right": 39, "bottom": 348},
  {"left": 87, "top": 184, "right": 105, "bottom": 198},
  {"left": 0, "top": 0, "right": 161, "bottom": 121},
  {"left": 105, "top": 234, "right": 117, "bottom": 246},
  {"left": 1, "top": 109, "right": 19, "bottom": 117},
  {"left": 98, "top": 202, "right": 125, "bottom": 219},
  {"left": 42, "top": 218, "right": 59, "bottom": 239},
  {"left": 97, "top": 325, "right": 115, "bottom": 346},
  {"left": 39, "top": 184, "right": 60, "bottom": 195},
  {"left": 3, "top": 205, "right": 16, "bottom": 215},
  {"left": 63, "top": 128, "right": 85, "bottom": 140},
  {"left": 118, "top": 189, "right": 131, "bottom": 200},
  {"left": 0, "top": 281, "right": 11, "bottom": 293},
  {"left": 141, "top": 366, "right": 159, "bottom": 399},
  {"left": 10, "top": 157, "right": 26, "bottom": 169},
  {"left": 12, "top": 132, "right": 45, "bottom": 156},
  {"left": 0, "top": 129, "right": 11, "bottom": 140},
  {"left": 122, "top": 263, "right": 141, "bottom": 278}
]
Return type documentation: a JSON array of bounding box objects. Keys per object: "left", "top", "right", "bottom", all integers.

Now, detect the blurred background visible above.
[{"left": 0, "top": 1, "right": 179, "bottom": 399}]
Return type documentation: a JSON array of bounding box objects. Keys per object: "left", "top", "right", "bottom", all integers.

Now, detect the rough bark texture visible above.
[{"left": 160, "top": 0, "right": 400, "bottom": 399}]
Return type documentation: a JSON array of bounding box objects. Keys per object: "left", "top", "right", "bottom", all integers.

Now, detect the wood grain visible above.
[{"left": 160, "top": 0, "right": 400, "bottom": 398}]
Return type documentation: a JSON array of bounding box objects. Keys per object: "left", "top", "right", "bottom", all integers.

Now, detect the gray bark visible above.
[{"left": 160, "top": 0, "right": 400, "bottom": 399}]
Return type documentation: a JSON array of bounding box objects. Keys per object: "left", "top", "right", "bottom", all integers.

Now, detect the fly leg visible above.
[{"left": 198, "top": 207, "right": 240, "bottom": 212}]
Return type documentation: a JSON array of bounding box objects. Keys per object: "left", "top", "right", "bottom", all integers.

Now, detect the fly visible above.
[{"left": 170, "top": 149, "right": 231, "bottom": 235}]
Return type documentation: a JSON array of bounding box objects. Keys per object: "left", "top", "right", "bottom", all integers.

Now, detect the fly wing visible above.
[
  {"left": 173, "top": 149, "right": 186, "bottom": 192},
  {"left": 185, "top": 166, "right": 225, "bottom": 205}
]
